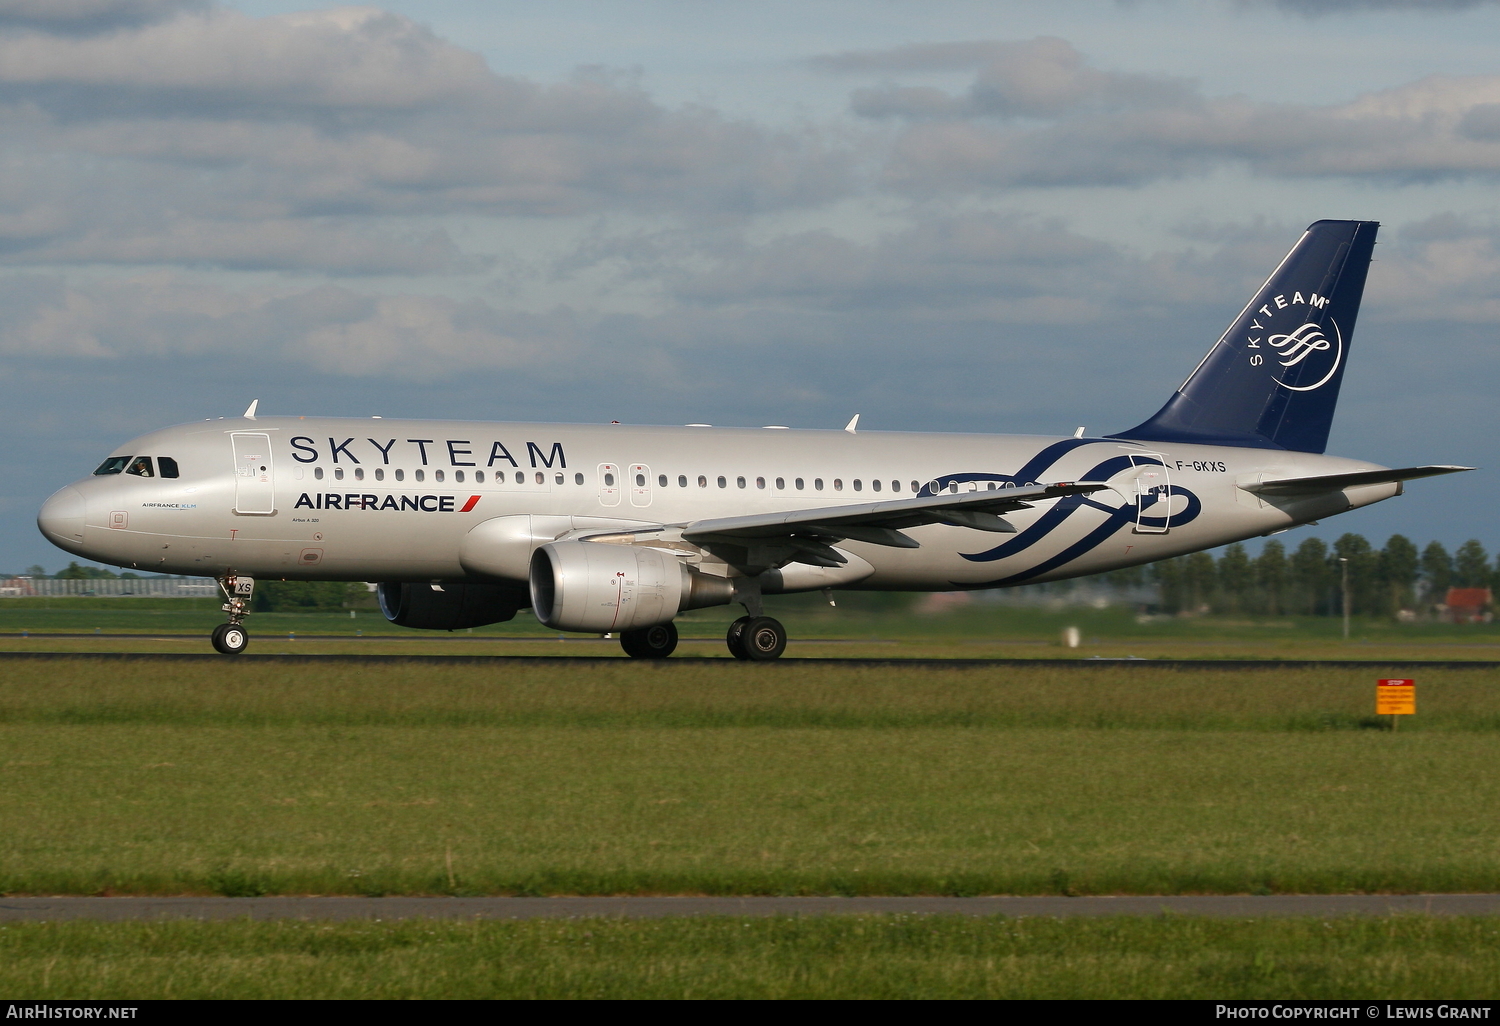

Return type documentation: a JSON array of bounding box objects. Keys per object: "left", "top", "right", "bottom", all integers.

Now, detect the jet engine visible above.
[
  {"left": 529, "top": 540, "right": 733, "bottom": 632},
  {"left": 377, "top": 581, "right": 529, "bottom": 630}
]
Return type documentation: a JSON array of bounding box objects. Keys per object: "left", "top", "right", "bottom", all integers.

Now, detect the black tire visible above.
[
  {"left": 725, "top": 616, "right": 753, "bottom": 660},
  {"left": 211, "top": 623, "right": 248, "bottom": 655},
  {"left": 621, "top": 622, "right": 678, "bottom": 659},
  {"left": 740, "top": 616, "right": 786, "bottom": 662}
]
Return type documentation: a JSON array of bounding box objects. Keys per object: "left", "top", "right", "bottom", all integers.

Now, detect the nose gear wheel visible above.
[{"left": 211, "top": 623, "right": 248, "bottom": 655}]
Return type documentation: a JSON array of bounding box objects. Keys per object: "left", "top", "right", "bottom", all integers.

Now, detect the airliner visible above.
[{"left": 36, "top": 220, "right": 1469, "bottom": 659}]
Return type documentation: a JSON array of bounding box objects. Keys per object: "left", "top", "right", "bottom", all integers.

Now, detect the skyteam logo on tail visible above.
[
  {"left": 1245, "top": 291, "right": 1341, "bottom": 392},
  {"left": 1269, "top": 320, "right": 1342, "bottom": 392}
]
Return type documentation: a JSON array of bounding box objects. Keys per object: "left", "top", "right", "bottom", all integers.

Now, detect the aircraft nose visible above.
[{"left": 38, "top": 486, "right": 86, "bottom": 548}]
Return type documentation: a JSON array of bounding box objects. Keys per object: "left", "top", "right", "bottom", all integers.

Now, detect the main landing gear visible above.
[
  {"left": 212, "top": 574, "right": 254, "bottom": 655},
  {"left": 620, "top": 622, "right": 678, "bottom": 659},
  {"left": 616, "top": 579, "right": 790, "bottom": 662},
  {"left": 726, "top": 616, "right": 787, "bottom": 661}
]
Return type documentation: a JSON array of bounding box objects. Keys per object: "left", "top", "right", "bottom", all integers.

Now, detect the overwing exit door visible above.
[
  {"left": 1130, "top": 453, "right": 1171, "bottom": 534},
  {"left": 629, "top": 464, "right": 652, "bottom": 507},
  {"left": 231, "top": 432, "right": 275, "bottom": 514}
]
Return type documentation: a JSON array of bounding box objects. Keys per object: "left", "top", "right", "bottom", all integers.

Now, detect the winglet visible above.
[
  {"left": 844, "top": 414, "right": 859, "bottom": 434},
  {"left": 243, "top": 399, "right": 259, "bottom": 420}
]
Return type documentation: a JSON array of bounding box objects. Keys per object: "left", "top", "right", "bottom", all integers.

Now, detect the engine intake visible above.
[
  {"left": 529, "top": 540, "right": 732, "bottom": 632},
  {"left": 378, "top": 581, "right": 529, "bottom": 630}
]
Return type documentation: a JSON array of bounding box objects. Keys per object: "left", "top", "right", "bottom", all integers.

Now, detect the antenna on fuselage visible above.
[
  {"left": 844, "top": 414, "right": 859, "bottom": 434},
  {"left": 243, "top": 399, "right": 259, "bottom": 420}
]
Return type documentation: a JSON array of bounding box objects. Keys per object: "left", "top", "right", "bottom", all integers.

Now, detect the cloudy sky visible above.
[{"left": 6, "top": 0, "right": 1500, "bottom": 572}]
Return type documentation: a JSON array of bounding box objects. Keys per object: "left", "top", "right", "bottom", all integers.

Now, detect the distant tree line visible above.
[{"left": 1099, "top": 535, "right": 1496, "bottom": 617}]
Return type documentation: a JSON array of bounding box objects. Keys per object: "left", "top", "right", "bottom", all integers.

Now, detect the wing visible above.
[
  {"left": 1243, "top": 465, "right": 1473, "bottom": 497},
  {"left": 675, "top": 481, "right": 1110, "bottom": 568}
]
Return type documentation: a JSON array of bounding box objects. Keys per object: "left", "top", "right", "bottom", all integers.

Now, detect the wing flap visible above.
[{"left": 680, "top": 481, "right": 1108, "bottom": 549}]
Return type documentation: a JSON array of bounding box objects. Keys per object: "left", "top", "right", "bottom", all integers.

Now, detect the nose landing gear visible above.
[
  {"left": 212, "top": 574, "right": 254, "bottom": 655},
  {"left": 211, "top": 622, "right": 249, "bottom": 655}
]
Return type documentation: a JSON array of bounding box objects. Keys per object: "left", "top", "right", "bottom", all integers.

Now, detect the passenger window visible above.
[
  {"left": 658, "top": 475, "right": 667, "bottom": 488},
  {"left": 911, "top": 481, "right": 920, "bottom": 493},
  {"left": 535, "top": 472, "right": 544, "bottom": 484},
  {"left": 775, "top": 478, "right": 784, "bottom": 490},
  {"left": 756, "top": 477, "right": 765, "bottom": 489},
  {"left": 415, "top": 469, "right": 425, "bottom": 482},
  {"left": 814, "top": 478, "right": 823, "bottom": 490},
  {"left": 476, "top": 471, "right": 485, "bottom": 483},
  {"left": 892, "top": 480, "right": 900, "bottom": 492},
  {"left": 315, "top": 467, "right": 325, "bottom": 480},
  {"left": 604, "top": 473, "right": 615, "bottom": 486},
  {"left": 636, "top": 473, "right": 646, "bottom": 487},
  {"left": 698, "top": 475, "right": 707, "bottom": 487},
  {"left": 795, "top": 478, "right": 804, "bottom": 490},
  {"left": 717, "top": 476, "right": 727, "bottom": 488},
  {"left": 576, "top": 473, "right": 585, "bottom": 485},
  {"left": 853, "top": 479, "right": 862, "bottom": 492},
  {"left": 355, "top": 467, "right": 365, "bottom": 481},
  {"left": 395, "top": 469, "right": 404, "bottom": 482},
  {"left": 736, "top": 476, "right": 745, "bottom": 488},
  {"left": 126, "top": 456, "right": 154, "bottom": 478},
  {"left": 93, "top": 456, "right": 130, "bottom": 476},
  {"left": 435, "top": 470, "right": 445, "bottom": 483},
  {"left": 335, "top": 467, "right": 345, "bottom": 481},
  {"left": 872, "top": 479, "right": 881, "bottom": 492},
  {"left": 678, "top": 475, "right": 687, "bottom": 487},
  {"left": 555, "top": 473, "right": 564, "bottom": 485},
  {"left": 375, "top": 468, "right": 384, "bottom": 482},
  {"left": 455, "top": 470, "right": 464, "bottom": 483},
  {"left": 157, "top": 457, "right": 180, "bottom": 479},
  {"left": 833, "top": 479, "right": 843, "bottom": 491},
  {"left": 515, "top": 471, "right": 524, "bottom": 484}
]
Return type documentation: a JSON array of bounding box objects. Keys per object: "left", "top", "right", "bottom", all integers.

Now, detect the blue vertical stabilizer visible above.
[{"left": 1109, "top": 220, "right": 1378, "bottom": 453}]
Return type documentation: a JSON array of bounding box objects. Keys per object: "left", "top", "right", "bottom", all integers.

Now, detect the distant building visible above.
[{"left": 1443, "top": 587, "right": 1493, "bottom": 624}]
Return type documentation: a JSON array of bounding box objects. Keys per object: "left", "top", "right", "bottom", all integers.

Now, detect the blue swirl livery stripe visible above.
[
  {"left": 919, "top": 441, "right": 1203, "bottom": 586},
  {"left": 970, "top": 486, "right": 1201, "bottom": 587},
  {"left": 958, "top": 454, "right": 1141, "bottom": 563}
]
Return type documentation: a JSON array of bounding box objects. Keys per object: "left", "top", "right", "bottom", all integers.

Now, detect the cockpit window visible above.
[
  {"left": 93, "top": 456, "right": 130, "bottom": 476},
  {"left": 125, "top": 456, "right": 154, "bottom": 478},
  {"left": 157, "top": 457, "right": 180, "bottom": 479}
]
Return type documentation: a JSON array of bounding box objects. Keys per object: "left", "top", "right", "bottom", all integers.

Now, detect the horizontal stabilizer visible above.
[{"left": 1244, "top": 465, "right": 1473, "bottom": 496}]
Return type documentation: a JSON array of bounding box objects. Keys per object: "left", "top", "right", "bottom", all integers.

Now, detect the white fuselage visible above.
[{"left": 38, "top": 416, "right": 1400, "bottom": 591}]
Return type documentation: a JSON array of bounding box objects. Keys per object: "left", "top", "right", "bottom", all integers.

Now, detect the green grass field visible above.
[
  {"left": 4, "top": 915, "right": 1499, "bottom": 999},
  {"left": 3, "top": 659, "right": 1499, "bottom": 897}
]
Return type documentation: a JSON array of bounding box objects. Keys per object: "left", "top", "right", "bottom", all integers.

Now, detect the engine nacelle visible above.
[
  {"left": 529, "top": 540, "right": 733, "bottom": 632},
  {"left": 377, "top": 581, "right": 529, "bottom": 630}
]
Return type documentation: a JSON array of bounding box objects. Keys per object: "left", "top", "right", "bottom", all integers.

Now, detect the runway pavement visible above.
[
  {"left": 2, "top": 651, "right": 1497, "bottom": 668},
  {"left": 4, "top": 895, "right": 1500, "bottom": 921}
]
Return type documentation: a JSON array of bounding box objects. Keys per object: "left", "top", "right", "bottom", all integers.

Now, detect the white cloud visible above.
[{"left": 0, "top": 273, "right": 577, "bottom": 377}]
